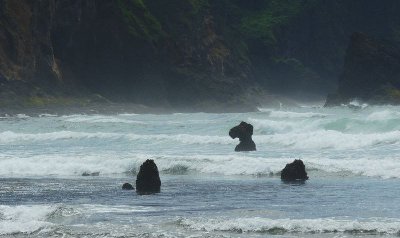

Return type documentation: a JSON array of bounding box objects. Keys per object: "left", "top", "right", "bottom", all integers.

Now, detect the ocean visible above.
[{"left": 1, "top": 103, "right": 400, "bottom": 237}]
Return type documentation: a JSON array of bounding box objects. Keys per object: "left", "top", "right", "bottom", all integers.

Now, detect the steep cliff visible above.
[
  {"left": 0, "top": 0, "right": 63, "bottom": 107},
  {"left": 242, "top": 0, "right": 400, "bottom": 96},
  {"left": 1, "top": 1, "right": 400, "bottom": 110},
  {"left": 0, "top": 0, "right": 259, "bottom": 111},
  {"left": 325, "top": 33, "right": 400, "bottom": 106}
]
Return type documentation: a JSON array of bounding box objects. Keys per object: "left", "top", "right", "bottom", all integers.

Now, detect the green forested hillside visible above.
[{"left": 0, "top": 0, "right": 399, "bottom": 110}]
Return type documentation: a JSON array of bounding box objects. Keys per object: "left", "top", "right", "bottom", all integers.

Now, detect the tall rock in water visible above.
[
  {"left": 325, "top": 32, "right": 400, "bottom": 106},
  {"left": 136, "top": 160, "right": 161, "bottom": 194},
  {"left": 229, "top": 121, "right": 256, "bottom": 152}
]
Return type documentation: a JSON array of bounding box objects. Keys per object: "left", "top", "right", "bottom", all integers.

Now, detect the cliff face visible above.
[
  {"left": 242, "top": 0, "right": 400, "bottom": 95},
  {"left": 0, "top": 1, "right": 62, "bottom": 106},
  {"left": 0, "top": 0, "right": 258, "bottom": 110},
  {"left": 325, "top": 33, "right": 400, "bottom": 106},
  {"left": 1, "top": 1, "right": 400, "bottom": 110}
]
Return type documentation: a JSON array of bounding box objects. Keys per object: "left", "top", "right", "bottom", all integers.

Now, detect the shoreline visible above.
[
  {"left": 0, "top": 101, "right": 261, "bottom": 117},
  {"left": 0, "top": 93, "right": 328, "bottom": 117}
]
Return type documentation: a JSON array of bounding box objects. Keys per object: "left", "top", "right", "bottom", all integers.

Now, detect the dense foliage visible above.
[{"left": 0, "top": 0, "right": 399, "bottom": 109}]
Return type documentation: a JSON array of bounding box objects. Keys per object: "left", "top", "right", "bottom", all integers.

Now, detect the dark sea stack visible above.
[
  {"left": 136, "top": 160, "right": 161, "bottom": 194},
  {"left": 229, "top": 121, "right": 256, "bottom": 152},
  {"left": 281, "top": 160, "right": 309, "bottom": 181},
  {"left": 325, "top": 32, "right": 400, "bottom": 106},
  {"left": 122, "top": 183, "right": 134, "bottom": 190}
]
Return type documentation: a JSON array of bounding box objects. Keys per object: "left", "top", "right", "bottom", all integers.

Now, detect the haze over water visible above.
[{"left": 1, "top": 103, "right": 400, "bottom": 237}]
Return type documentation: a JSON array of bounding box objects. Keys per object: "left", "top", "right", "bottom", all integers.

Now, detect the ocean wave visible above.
[
  {"left": 366, "top": 110, "right": 400, "bottom": 121},
  {"left": 16, "top": 114, "right": 30, "bottom": 119},
  {"left": 0, "top": 131, "right": 123, "bottom": 144},
  {"left": 0, "top": 131, "right": 232, "bottom": 145},
  {"left": 251, "top": 114, "right": 400, "bottom": 136},
  {"left": 5, "top": 128, "right": 400, "bottom": 150},
  {"left": 179, "top": 217, "right": 400, "bottom": 235},
  {"left": 38, "top": 113, "right": 58, "bottom": 117},
  {"left": 0, "top": 204, "right": 158, "bottom": 236},
  {"left": 0, "top": 205, "right": 55, "bottom": 235},
  {"left": 160, "top": 155, "right": 400, "bottom": 179},
  {"left": 46, "top": 205, "right": 155, "bottom": 221},
  {"left": 306, "top": 157, "right": 400, "bottom": 179},
  {"left": 1, "top": 153, "right": 399, "bottom": 178},
  {"left": 254, "top": 130, "right": 400, "bottom": 150},
  {"left": 62, "top": 115, "right": 146, "bottom": 124},
  {"left": 348, "top": 100, "right": 369, "bottom": 109},
  {"left": 0, "top": 153, "right": 281, "bottom": 177},
  {"left": 0, "top": 153, "right": 135, "bottom": 176},
  {"left": 249, "top": 117, "right": 325, "bottom": 134},
  {"left": 268, "top": 110, "right": 329, "bottom": 119},
  {"left": 127, "top": 134, "right": 231, "bottom": 145}
]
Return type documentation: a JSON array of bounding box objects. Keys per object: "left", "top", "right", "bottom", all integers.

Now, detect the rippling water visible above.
[{"left": 1, "top": 104, "right": 400, "bottom": 237}]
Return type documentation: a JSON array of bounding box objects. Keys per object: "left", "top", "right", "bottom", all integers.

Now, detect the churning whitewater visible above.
[{"left": 1, "top": 104, "right": 400, "bottom": 237}]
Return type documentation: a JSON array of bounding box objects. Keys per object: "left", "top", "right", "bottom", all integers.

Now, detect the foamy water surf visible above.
[
  {"left": 179, "top": 217, "right": 400, "bottom": 235},
  {"left": 1, "top": 105, "right": 400, "bottom": 237}
]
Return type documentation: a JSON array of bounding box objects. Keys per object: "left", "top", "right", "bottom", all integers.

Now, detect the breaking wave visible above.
[
  {"left": 0, "top": 131, "right": 232, "bottom": 145},
  {"left": 179, "top": 217, "right": 400, "bottom": 235},
  {"left": 0, "top": 153, "right": 400, "bottom": 178},
  {"left": 62, "top": 115, "right": 146, "bottom": 124},
  {"left": 1, "top": 106, "right": 400, "bottom": 179},
  {"left": 0, "top": 205, "right": 55, "bottom": 235}
]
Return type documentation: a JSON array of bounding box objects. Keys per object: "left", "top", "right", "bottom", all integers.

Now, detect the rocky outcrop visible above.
[
  {"left": 2, "top": 1, "right": 400, "bottom": 109},
  {"left": 229, "top": 121, "right": 256, "bottom": 152},
  {"left": 122, "top": 183, "right": 134, "bottom": 190},
  {"left": 0, "top": 0, "right": 62, "bottom": 106},
  {"left": 136, "top": 160, "right": 161, "bottom": 194},
  {"left": 0, "top": 0, "right": 260, "bottom": 111},
  {"left": 281, "top": 159, "right": 308, "bottom": 181},
  {"left": 325, "top": 32, "right": 400, "bottom": 106}
]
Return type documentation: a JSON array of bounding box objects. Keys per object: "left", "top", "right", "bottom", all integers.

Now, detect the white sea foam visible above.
[
  {"left": 0, "top": 131, "right": 123, "bottom": 144},
  {"left": 268, "top": 110, "right": 329, "bottom": 119},
  {"left": 0, "top": 154, "right": 270, "bottom": 176},
  {"left": 2, "top": 107, "right": 400, "bottom": 179},
  {"left": 366, "top": 110, "right": 400, "bottom": 121},
  {"left": 0, "top": 153, "right": 135, "bottom": 176},
  {"left": 62, "top": 115, "right": 145, "bottom": 124},
  {"left": 156, "top": 155, "right": 400, "bottom": 179},
  {"left": 179, "top": 217, "right": 400, "bottom": 234},
  {"left": 16, "top": 114, "right": 30, "bottom": 119},
  {"left": 340, "top": 100, "right": 369, "bottom": 109},
  {"left": 0, "top": 130, "right": 232, "bottom": 146},
  {"left": 118, "top": 113, "right": 140, "bottom": 116},
  {"left": 79, "top": 204, "right": 156, "bottom": 214},
  {"left": 0, "top": 205, "right": 55, "bottom": 235},
  {"left": 127, "top": 134, "right": 231, "bottom": 145},
  {"left": 249, "top": 117, "right": 324, "bottom": 134},
  {"left": 254, "top": 130, "right": 400, "bottom": 150},
  {"left": 153, "top": 154, "right": 281, "bottom": 176},
  {"left": 0, "top": 151, "right": 399, "bottom": 178},
  {"left": 38, "top": 113, "right": 58, "bottom": 117},
  {"left": 0, "top": 204, "right": 157, "bottom": 236},
  {"left": 306, "top": 156, "right": 400, "bottom": 179}
]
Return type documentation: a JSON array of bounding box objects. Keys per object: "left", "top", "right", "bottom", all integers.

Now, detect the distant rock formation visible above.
[
  {"left": 136, "top": 160, "right": 161, "bottom": 194},
  {"left": 325, "top": 32, "right": 400, "bottom": 106},
  {"left": 122, "top": 183, "right": 134, "bottom": 190},
  {"left": 281, "top": 159, "right": 308, "bottom": 181},
  {"left": 229, "top": 121, "right": 256, "bottom": 152}
]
